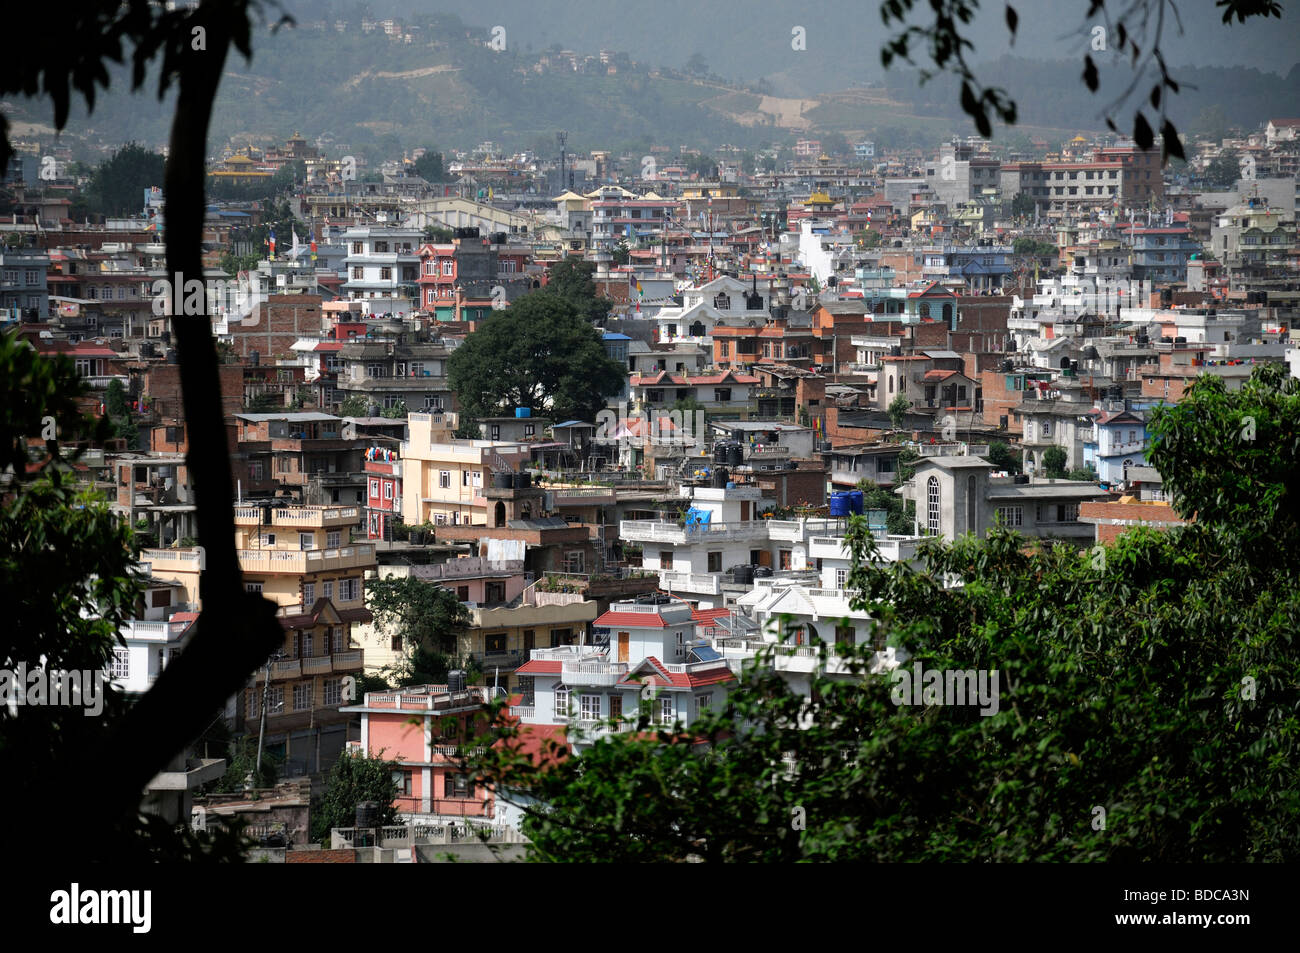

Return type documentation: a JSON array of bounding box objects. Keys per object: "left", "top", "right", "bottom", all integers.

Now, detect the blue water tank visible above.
[
  {"left": 829, "top": 492, "right": 851, "bottom": 517},
  {"left": 726, "top": 482, "right": 735, "bottom": 489},
  {"left": 848, "top": 490, "right": 865, "bottom": 515},
  {"left": 515, "top": 407, "right": 531, "bottom": 418}
]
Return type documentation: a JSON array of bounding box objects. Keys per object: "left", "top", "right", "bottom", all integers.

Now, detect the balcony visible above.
[
  {"left": 236, "top": 544, "right": 375, "bottom": 574},
  {"left": 659, "top": 570, "right": 724, "bottom": 595},
  {"left": 619, "top": 519, "right": 768, "bottom": 544},
  {"left": 1100, "top": 440, "right": 1145, "bottom": 456},
  {"left": 233, "top": 506, "right": 359, "bottom": 528},
  {"left": 561, "top": 660, "right": 629, "bottom": 687},
  {"left": 765, "top": 518, "right": 842, "bottom": 542}
]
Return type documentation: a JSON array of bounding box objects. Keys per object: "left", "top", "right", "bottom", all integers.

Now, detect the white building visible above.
[{"left": 341, "top": 226, "right": 422, "bottom": 314}]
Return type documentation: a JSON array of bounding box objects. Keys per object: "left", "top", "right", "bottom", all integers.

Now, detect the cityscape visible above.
[{"left": 1, "top": 0, "right": 1296, "bottom": 901}]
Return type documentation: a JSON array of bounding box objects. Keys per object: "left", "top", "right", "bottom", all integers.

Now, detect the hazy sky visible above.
[{"left": 308, "top": 0, "right": 1298, "bottom": 85}]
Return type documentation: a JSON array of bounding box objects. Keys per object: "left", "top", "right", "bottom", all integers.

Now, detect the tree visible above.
[
  {"left": 986, "top": 440, "right": 1022, "bottom": 475},
  {"left": 887, "top": 394, "right": 911, "bottom": 431},
  {"left": 380, "top": 401, "right": 408, "bottom": 419},
  {"left": 878, "top": 0, "right": 1281, "bottom": 160},
  {"left": 1008, "top": 192, "right": 1037, "bottom": 219},
  {"left": 423, "top": 224, "right": 454, "bottom": 243},
  {"left": 412, "top": 148, "right": 444, "bottom": 183},
  {"left": 447, "top": 293, "right": 626, "bottom": 423},
  {"left": 1203, "top": 150, "right": 1241, "bottom": 189},
  {"left": 367, "top": 575, "right": 470, "bottom": 681},
  {"left": 611, "top": 242, "right": 631, "bottom": 266},
  {"left": 82, "top": 142, "right": 166, "bottom": 217},
  {"left": 856, "top": 479, "right": 914, "bottom": 536},
  {"left": 544, "top": 257, "right": 610, "bottom": 323},
  {"left": 1013, "top": 238, "right": 1057, "bottom": 259},
  {"left": 1068, "top": 466, "right": 1098, "bottom": 482},
  {"left": 684, "top": 52, "right": 708, "bottom": 77},
  {"left": 1, "top": 1, "right": 290, "bottom": 858},
  {"left": 1041, "top": 445, "right": 1069, "bottom": 479},
  {"left": 309, "top": 751, "right": 401, "bottom": 844},
  {"left": 460, "top": 364, "right": 1300, "bottom": 861},
  {"left": 339, "top": 394, "right": 369, "bottom": 418}
]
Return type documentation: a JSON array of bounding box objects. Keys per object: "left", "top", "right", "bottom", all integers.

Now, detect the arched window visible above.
[
  {"left": 713, "top": 293, "right": 731, "bottom": 309},
  {"left": 966, "top": 474, "right": 976, "bottom": 533},
  {"left": 493, "top": 501, "right": 506, "bottom": 527},
  {"left": 927, "top": 476, "right": 941, "bottom": 536},
  {"left": 888, "top": 376, "right": 894, "bottom": 394},
  {"left": 942, "top": 303, "right": 953, "bottom": 324},
  {"left": 919, "top": 302, "right": 931, "bottom": 318}
]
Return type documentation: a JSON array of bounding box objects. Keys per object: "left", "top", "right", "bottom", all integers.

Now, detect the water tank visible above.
[
  {"left": 514, "top": 472, "right": 532, "bottom": 489},
  {"left": 754, "top": 566, "right": 773, "bottom": 578},
  {"left": 354, "top": 801, "right": 380, "bottom": 830},
  {"left": 492, "top": 472, "right": 513, "bottom": 488},
  {"left": 829, "top": 492, "right": 851, "bottom": 517},
  {"left": 447, "top": 670, "right": 467, "bottom": 693},
  {"left": 726, "top": 481, "right": 735, "bottom": 489},
  {"left": 713, "top": 443, "right": 730, "bottom": 465},
  {"left": 165, "top": 349, "right": 178, "bottom": 364},
  {"left": 1174, "top": 336, "right": 1187, "bottom": 345},
  {"left": 1014, "top": 474, "right": 1030, "bottom": 484},
  {"left": 847, "top": 490, "right": 865, "bottom": 515},
  {"left": 726, "top": 443, "right": 744, "bottom": 468},
  {"left": 515, "top": 407, "right": 531, "bottom": 418},
  {"left": 731, "top": 565, "right": 755, "bottom": 586},
  {"left": 712, "top": 466, "right": 730, "bottom": 488}
]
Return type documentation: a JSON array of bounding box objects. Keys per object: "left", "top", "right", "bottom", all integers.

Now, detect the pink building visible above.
[{"left": 344, "top": 683, "right": 502, "bottom": 820}]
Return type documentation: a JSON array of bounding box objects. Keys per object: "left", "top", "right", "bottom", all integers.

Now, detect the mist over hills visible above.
[{"left": 5, "top": 2, "right": 1296, "bottom": 161}]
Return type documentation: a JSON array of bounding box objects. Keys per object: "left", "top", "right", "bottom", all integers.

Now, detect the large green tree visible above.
[
  {"left": 447, "top": 293, "right": 625, "bottom": 422},
  {"left": 368, "top": 575, "right": 472, "bottom": 686},
  {"left": 544, "top": 257, "right": 611, "bottom": 324},
  {"left": 461, "top": 364, "right": 1300, "bottom": 861},
  {"left": 309, "top": 751, "right": 401, "bottom": 844},
  {"left": 81, "top": 142, "right": 166, "bottom": 217}
]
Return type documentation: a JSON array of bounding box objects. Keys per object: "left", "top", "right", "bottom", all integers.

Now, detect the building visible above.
[
  {"left": 341, "top": 226, "right": 422, "bottom": 314},
  {"left": 400, "top": 411, "right": 531, "bottom": 527},
  {"left": 0, "top": 248, "right": 51, "bottom": 320}
]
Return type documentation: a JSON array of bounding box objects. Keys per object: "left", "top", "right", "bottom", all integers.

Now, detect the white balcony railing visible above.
[
  {"left": 619, "top": 520, "right": 768, "bottom": 544},
  {"left": 659, "top": 571, "right": 723, "bottom": 595}
]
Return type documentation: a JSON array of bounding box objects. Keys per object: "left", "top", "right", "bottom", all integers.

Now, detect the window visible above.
[
  {"left": 609, "top": 694, "right": 623, "bottom": 720},
  {"left": 555, "top": 687, "right": 570, "bottom": 717},
  {"left": 695, "top": 694, "right": 712, "bottom": 717},
  {"left": 332, "top": 627, "right": 344, "bottom": 653},
  {"left": 439, "top": 470, "right": 451, "bottom": 488},
  {"left": 110, "top": 648, "right": 130, "bottom": 679},
  {"left": 260, "top": 534, "right": 276, "bottom": 546},
  {"left": 245, "top": 582, "right": 263, "bottom": 594},
  {"left": 380, "top": 267, "right": 392, "bottom": 280},
  {"left": 293, "top": 682, "right": 312, "bottom": 711},
  {"left": 1041, "top": 420, "right": 1053, "bottom": 437},
  {"left": 352, "top": 267, "right": 364, "bottom": 280},
  {"left": 927, "top": 476, "right": 941, "bottom": 536},
  {"left": 523, "top": 629, "right": 535, "bottom": 651},
  {"left": 323, "top": 580, "right": 334, "bottom": 600},
  {"left": 456, "top": 585, "right": 470, "bottom": 602},
  {"left": 995, "top": 506, "right": 1023, "bottom": 527},
  {"left": 444, "top": 774, "right": 470, "bottom": 798},
  {"left": 301, "top": 633, "right": 313, "bottom": 658},
  {"left": 658, "top": 696, "right": 674, "bottom": 726},
  {"left": 326, "top": 531, "right": 341, "bottom": 549},
  {"left": 580, "top": 694, "right": 601, "bottom": 722},
  {"left": 524, "top": 423, "right": 536, "bottom": 437},
  {"left": 835, "top": 568, "right": 848, "bottom": 588},
  {"left": 551, "top": 628, "right": 573, "bottom": 647},
  {"left": 707, "top": 551, "right": 722, "bottom": 573},
  {"left": 485, "top": 633, "right": 507, "bottom": 655},
  {"left": 299, "top": 532, "right": 315, "bottom": 550},
  {"left": 384, "top": 482, "right": 393, "bottom": 500},
  {"left": 266, "top": 686, "right": 284, "bottom": 714},
  {"left": 714, "top": 388, "right": 732, "bottom": 402},
  {"left": 442, "top": 260, "right": 454, "bottom": 276},
  {"left": 339, "top": 578, "right": 360, "bottom": 601}
]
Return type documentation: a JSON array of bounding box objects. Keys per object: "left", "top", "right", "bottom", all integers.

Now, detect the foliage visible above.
[
  {"left": 1013, "top": 237, "right": 1058, "bottom": 259},
  {"left": 339, "top": 394, "right": 369, "bottom": 418},
  {"left": 611, "top": 242, "right": 631, "bottom": 266},
  {"left": 380, "top": 401, "right": 408, "bottom": 419},
  {"left": 1203, "top": 150, "right": 1241, "bottom": 189},
  {"left": 1008, "top": 192, "right": 1037, "bottom": 218},
  {"left": 462, "top": 364, "right": 1300, "bottom": 861},
  {"left": 544, "top": 257, "right": 611, "bottom": 324},
  {"left": 368, "top": 575, "right": 471, "bottom": 677},
  {"left": 210, "top": 737, "right": 277, "bottom": 793},
  {"left": 1041, "top": 445, "right": 1069, "bottom": 479},
  {"left": 887, "top": 394, "right": 911, "bottom": 431},
  {"left": 1068, "top": 466, "right": 1099, "bottom": 482},
  {"left": 309, "top": 751, "right": 401, "bottom": 844},
  {"left": 986, "top": 440, "right": 1022, "bottom": 475},
  {"left": 447, "top": 293, "right": 626, "bottom": 423},
  {"left": 855, "top": 479, "right": 915, "bottom": 536},
  {"left": 878, "top": 0, "right": 1279, "bottom": 159},
  {"left": 895, "top": 446, "right": 920, "bottom": 485},
  {"left": 411, "top": 148, "right": 444, "bottom": 182},
  {"left": 80, "top": 142, "right": 166, "bottom": 217},
  {"left": 423, "top": 224, "right": 455, "bottom": 243}
]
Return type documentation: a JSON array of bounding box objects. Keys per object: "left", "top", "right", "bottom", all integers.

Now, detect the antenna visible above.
[{"left": 557, "top": 131, "right": 567, "bottom": 196}]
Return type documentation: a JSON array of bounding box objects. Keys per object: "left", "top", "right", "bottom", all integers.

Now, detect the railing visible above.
[
  {"left": 301, "top": 656, "right": 333, "bottom": 675},
  {"left": 236, "top": 544, "right": 375, "bottom": 573},
  {"left": 508, "top": 705, "right": 535, "bottom": 719},
  {"left": 233, "top": 505, "right": 358, "bottom": 525},
  {"left": 271, "top": 659, "right": 301, "bottom": 679},
  {"left": 561, "top": 660, "right": 629, "bottom": 686},
  {"left": 619, "top": 519, "right": 768, "bottom": 543},
  {"left": 659, "top": 571, "right": 723, "bottom": 595}
]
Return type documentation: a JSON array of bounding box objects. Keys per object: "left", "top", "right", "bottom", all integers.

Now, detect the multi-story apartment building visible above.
[
  {"left": 400, "top": 411, "right": 531, "bottom": 527},
  {"left": 333, "top": 336, "right": 456, "bottom": 414},
  {"left": 416, "top": 230, "right": 533, "bottom": 321},
  {"left": 141, "top": 504, "right": 373, "bottom": 774},
  {"left": 341, "top": 226, "right": 422, "bottom": 314},
  {"left": 1209, "top": 197, "right": 1297, "bottom": 292},
  {"left": 234, "top": 412, "right": 365, "bottom": 507},
  {"left": 1126, "top": 226, "right": 1201, "bottom": 284},
  {"left": 0, "top": 248, "right": 51, "bottom": 320},
  {"left": 1000, "top": 145, "right": 1163, "bottom": 214}
]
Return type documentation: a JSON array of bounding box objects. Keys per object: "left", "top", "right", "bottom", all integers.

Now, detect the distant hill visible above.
[{"left": 5, "top": 13, "right": 1297, "bottom": 162}]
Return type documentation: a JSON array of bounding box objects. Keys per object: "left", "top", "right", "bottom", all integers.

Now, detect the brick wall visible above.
[
  {"left": 228, "top": 294, "right": 323, "bottom": 362},
  {"left": 286, "top": 848, "right": 356, "bottom": 863}
]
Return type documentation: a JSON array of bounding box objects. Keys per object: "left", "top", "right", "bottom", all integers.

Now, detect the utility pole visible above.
[
  {"left": 254, "top": 656, "right": 273, "bottom": 787},
  {"left": 557, "top": 131, "right": 567, "bottom": 196}
]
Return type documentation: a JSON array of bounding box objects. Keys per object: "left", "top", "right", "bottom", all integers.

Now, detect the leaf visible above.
[
  {"left": 1083, "top": 55, "right": 1099, "bottom": 92},
  {"left": 1133, "top": 112, "right": 1154, "bottom": 150},
  {"left": 1161, "top": 121, "right": 1185, "bottom": 162},
  {"left": 1005, "top": 5, "right": 1018, "bottom": 35}
]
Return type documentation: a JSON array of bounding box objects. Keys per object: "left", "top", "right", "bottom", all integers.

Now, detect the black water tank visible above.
[
  {"left": 732, "top": 565, "right": 755, "bottom": 585},
  {"left": 355, "top": 801, "right": 379, "bottom": 829},
  {"left": 493, "top": 472, "right": 513, "bottom": 488},
  {"left": 727, "top": 444, "right": 744, "bottom": 468},
  {"left": 514, "top": 472, "right": 532, "bottom": 489},
  {"left": 754, "top": 566, "right": 773, "bottom": 577},
  {"left": 712, "top": 465, "right": 730, "bottom": 488},
  {"left": 713, "top": 443, "right": 730, "bottom": 465}
]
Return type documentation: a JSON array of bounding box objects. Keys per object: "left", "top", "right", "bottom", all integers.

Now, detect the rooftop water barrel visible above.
[
  {"left": 727, "top": 443, "right": 744, "bottom": 467},
  {"left": 829, "top": 492, "right": 851, "bottom": 517},
  {"left": 516, "top": 407, "right": 531, "bottom": 418},
  {"left": 848, "top": 490, "right": 865, "bottom": 515}
]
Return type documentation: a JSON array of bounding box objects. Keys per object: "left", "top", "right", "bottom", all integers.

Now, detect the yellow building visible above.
[
  {"left": 400, "top": 412, "right": 531, "bottom": 527},
  {"left": 140, "top": 503, "right": 375, "bottom": 774}
]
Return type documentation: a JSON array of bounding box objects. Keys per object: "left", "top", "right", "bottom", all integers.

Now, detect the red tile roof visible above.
[
  {"left": 594, "top": 611, "right": 669, "bottom": 628},
  {"left": 516, "top": 659, "right": 562, "bottom": 675}
]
